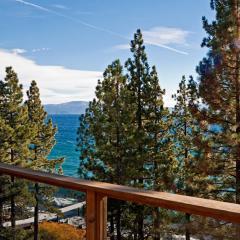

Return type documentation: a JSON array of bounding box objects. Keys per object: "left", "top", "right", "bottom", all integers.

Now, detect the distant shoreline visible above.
[{"left": 44, "top": 101, "right": 88, "bottom": 115}]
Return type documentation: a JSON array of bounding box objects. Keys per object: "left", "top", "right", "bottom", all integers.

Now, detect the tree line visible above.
[
  {"left": 0, "top": 67, "right": 63, "bottom": 240},
  {"left": 77, "top": 0, "right": 240, "bottom": 239}
]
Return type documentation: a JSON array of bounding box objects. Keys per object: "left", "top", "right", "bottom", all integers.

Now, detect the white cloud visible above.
[
  {"left": 32, "top": 47, "right": 50, "bottom": 53},
  {"left": 11, "top": 48, "right": 27, "bottom": 54},
  {"left": 143, "top": 27, "right": 189, "bottom": 55},
  {"left": 11, "top": 48, "right": 50, "bottom": 55},
  {"left": 143, "top": 27, "right": 189, "bottom": 46},
  {"left": 114, "top": 27, "right": 190, "bottom": 55},
  {"left": 0, "top": 49, "right": 102, "bottom": 104}
]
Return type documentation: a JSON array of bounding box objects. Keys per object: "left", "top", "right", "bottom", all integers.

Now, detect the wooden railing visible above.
[{"left": 0, "top": 163, "right": 240, "bottom": 240}]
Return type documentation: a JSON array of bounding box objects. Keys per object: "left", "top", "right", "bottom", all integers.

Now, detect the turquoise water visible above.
[{"left": 48, "top": 114, "right": 80, "bottom": 177}]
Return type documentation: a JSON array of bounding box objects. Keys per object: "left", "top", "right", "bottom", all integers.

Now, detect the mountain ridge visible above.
[{"left": 44, "top": 101, "right": 89, "bottom": 115}]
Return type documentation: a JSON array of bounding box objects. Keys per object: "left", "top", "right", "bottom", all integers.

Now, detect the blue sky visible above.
[{"left": 0, "top": 0, "right": 214, "bottom": 105}]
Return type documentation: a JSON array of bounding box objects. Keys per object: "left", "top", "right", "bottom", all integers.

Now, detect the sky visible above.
[{"left": 0, "top": 0, "right": 214, "bottom": 106}]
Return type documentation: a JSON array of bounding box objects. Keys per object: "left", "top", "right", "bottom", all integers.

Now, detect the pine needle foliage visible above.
[
  {"left": 25, "top": 80, "right": 64, "bottom": 240},
  {"left": 196, "top": 0, "right": 240, "bottom": 204},
  {"left": 77, "top": 30, "right": 177, "bottom": 239},
  {"left": 0, "top": 67, "right": 31, "bottom": 235}
]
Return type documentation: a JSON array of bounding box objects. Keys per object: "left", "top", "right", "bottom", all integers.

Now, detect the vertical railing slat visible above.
[
  {"left": 96, "top": 194, "right": 107, "bottom": 239},
  {"left": 86, "top": 191, "right": 107, "bottom": 240}
]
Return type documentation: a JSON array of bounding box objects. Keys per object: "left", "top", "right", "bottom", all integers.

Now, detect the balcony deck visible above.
[{"left": 0, "top": 163, "right": 240, "bottom": 240}]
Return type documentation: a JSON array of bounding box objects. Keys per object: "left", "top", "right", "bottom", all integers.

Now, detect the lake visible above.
[{"left": 48, "top": 114, "right": 80, "bottom": 177}]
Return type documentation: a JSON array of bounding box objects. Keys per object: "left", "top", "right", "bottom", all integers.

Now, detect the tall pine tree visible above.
[
  {"left": 145, "top": 66, "right": 177, "bottom": 240},
  {"left": 172, "top": 76, "right": 217, "bottom": 239},
  {"left": 124, "top": 30, "right": 152, "bottom": 239},
  {"left": 196, "top": 0, "right": 240, "bottom": 204},
  {"left": 125, "top": 29, "right": 177, "bottom": 239},
  {"left": 172, "top": 76, "right": 214, "bottom": 198},
  {"left": 0, "top": 67, "right": 31, "bottom": 238},
  {"left": 77, "top": 60, "right": 128, "bottom": 239},
  {"left": 26, "top": 80, "right": 63, "bottom": 240},
  {"left": 77, "top": 30, "right": 178, "bottom": 239},
  {"left": 193, "top": 1, "right": 240, "bottom": 237}
]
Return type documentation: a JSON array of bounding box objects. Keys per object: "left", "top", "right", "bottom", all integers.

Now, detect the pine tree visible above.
[
  {"left": 146, "top": 67, "right": 177, "bottom": 193},
  {"left": 77, "top": 60, "right": 128, "bottom": 239},
  {"left": 145, "top": 67, "right": 177, "bottom": 240},
  {"left": 91, "top": 60, "right": 127, "bottom": 185},
  {"left": 171, "top": 76, "right": 216, "bottom": 239},
  {"left": 172, "top": 76, "right": 212, "bottom": 198},
  {"left": 124, "top": 30, "right": 152, "bottom": 239},
  {"left": 194, "top": 1, "right": 240, "bottom": 237},
  {"left": 123, "top": 29, "right": 178, "bottom": 239},
  {"left": 77, "top": 30, "right": 178, "bottom": 239},
  {"left": 25, "top": 80, "right": 63, "bottom": 240},
  {"left": 0, "top": 67, "right": 30, "bottom": 164},
  {"left": 77, "top": 111, "right": 96, "bottom": 180},
  {"left": 94, "top": 60, "right": 128, "bottom": 239},
  {"left": 0, "top": 67, "right": 31, "bottom": 238},
  {"left": 196, "top": 0, "right": 240, "bottom": 204},
  {"left": 0, "top": 117, "right": 12, "bottom": 228}
]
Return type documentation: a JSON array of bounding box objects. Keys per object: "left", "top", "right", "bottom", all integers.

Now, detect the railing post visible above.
[{"left": 86, "top": 190, "right": 107, "bottom": 240}]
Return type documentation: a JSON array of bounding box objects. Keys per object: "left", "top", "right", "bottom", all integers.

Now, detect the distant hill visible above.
[{"left": 44, "top": 101, "right": 89, "bottom": 115}]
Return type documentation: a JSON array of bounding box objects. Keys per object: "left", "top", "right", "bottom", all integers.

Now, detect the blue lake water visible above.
[{"left": 48, "top": 114, "right": 80, "bottom": 177}]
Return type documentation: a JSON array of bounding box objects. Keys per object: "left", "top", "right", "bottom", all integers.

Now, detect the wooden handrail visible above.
[{"left": 0, "top": 163, "right": 240, "bottom": 239}]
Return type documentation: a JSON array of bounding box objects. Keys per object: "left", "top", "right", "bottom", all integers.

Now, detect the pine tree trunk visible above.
[
  {"left": 10, "top": 147, "right": 16, "bottom": 240},
  {"left": 152, "top": 112, "right": 161, "bottom": 240},
  {"left": 237, "top": 159, "right": 240, "bottom": 204},
  {"left": 184, "top": 119, "right": 191, "bottom": 240},
  {"left": 235, "top": 89, "right": 240, "bottom": 240},
  {"left": 137, "top": 79, "right": 144, "bottom": 240},
  {"left": 116, "top": 206, "right": 121, "bottom": 240},
  {"left": 153, "top": 207, "right": 160, "bottom": 240},
  {"left": 110, "top": 212, "right": 114, "bottom": 240},
  {"left": 10, "top": 176, "right": 16, "bottom": 240},
  {"left": 234, "top": 0, "right": 240, "bottom": 205},
  {"left": 34, "top": 183, "right": 39, "bottom": 240},
  {"left": 0, "top": 201, "right": 3, "bottom": 228},
  {"left": 234, "top": 2, "right": 240, "bottom": 237},
  {"left": 236, "top": 161, "right": 240, "bottom": 238},
  {"left": 232, "top": 0, "right": 240, "bottom": 201},
  {"left": 115, "top": 94, "right": 122, "bottom": 240},
  {"left": 185, "top": 213, "right": 191, "bottom": 240},
  {"left": 137, "top": 210, "right": 144, "bottom": 240},
  {"left": 133, "top": 218, "right": 138, "bottom": 240},
  {"left": 235, "top": 90, "right": 240, "bottom": 239},
  {"left": 235, "top": 52, "right": 240, "bottom": 203},
  {"left": 0, "top": 176, "right": 3, "bottom": 228}
]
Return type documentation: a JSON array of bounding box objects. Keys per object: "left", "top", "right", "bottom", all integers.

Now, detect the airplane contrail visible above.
[
  {"left": 16, "top": 0, "right": 51, "bottom": 12},
  {"left": 15, "top": 0, "right": 128, "bottom": 40},
  {"left": 145, "top": 41, "right": 189, "bottom": 55},
  {"left": 15, "top": 0, "right": 189, "bottom": 55}
]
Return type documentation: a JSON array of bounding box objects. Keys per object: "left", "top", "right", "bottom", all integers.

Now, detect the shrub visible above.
[{"left": 39, "top": 221, "right": 86, "bottom": 240}]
